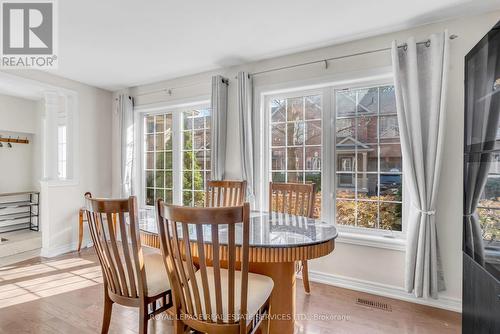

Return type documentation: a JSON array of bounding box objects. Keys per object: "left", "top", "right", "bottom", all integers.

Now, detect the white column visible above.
[{"left": 41, "top": 91, "right": 60, "bottom": 180}]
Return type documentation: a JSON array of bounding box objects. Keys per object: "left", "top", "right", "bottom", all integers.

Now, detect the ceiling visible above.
[{"left": 48, "top": 0, "right": 500, "bottom": 91}]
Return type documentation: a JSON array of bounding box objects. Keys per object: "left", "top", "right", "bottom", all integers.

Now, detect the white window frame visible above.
[
  {"left": 255, "top": 69, "right": 407, "bottom": 250},
  {"left": 332, "top": 81, "right": 405, "bottom": 240},
  {"left": 264, "top": 87, "right": 332, "bottom": 221},
  {"left": 136, "top": 98, "right": 210, "bottom": 209},
  {"left": 57, "top": 125, "right": 67, "bottom": 179}
]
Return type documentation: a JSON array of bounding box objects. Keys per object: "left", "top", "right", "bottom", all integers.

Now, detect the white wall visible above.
[
  {"left": 0, "top": 131, "right": 35, "bottom": 193},
  {"left": 0, "top": 70, "right": 113, "bottom": 255},
  {"left": 128, "top": 12, "right": 500, "bottom": 310},
  {"left": 0, "top": 93, "right": 37, "bottom": 134},
  {"left": 0, "top": 94, "right": 38, "bottom": 193}
]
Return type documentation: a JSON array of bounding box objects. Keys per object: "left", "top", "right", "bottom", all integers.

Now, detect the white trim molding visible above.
[
  {"left": 133, "top": 96, "right": 211, "bottom": 113},
  {"left": 40, "top": 242, "right": 79, "bottom": 258},
  {"left": 298, "top": 270, "right": 461, "bottom": 313},
  {"left": 337, "top": 231, "right": 406, "bottom": 251}
]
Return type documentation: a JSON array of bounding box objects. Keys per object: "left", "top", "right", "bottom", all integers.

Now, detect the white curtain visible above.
[
  {"left": 117, "top": 94, "right": 135, "bottom": 197},
  {"left": 237, "top": 72, "right": 255, "bottom": 201},
  {"left": 391, "top": 31, "right": 449, "bottom": 298},
  {"left": 210, "top": 75, "right": 229, "bottom": 181}
]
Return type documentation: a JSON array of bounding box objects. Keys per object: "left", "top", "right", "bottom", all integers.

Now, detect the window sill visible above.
[{"left": 336, "top": 231, "right": 406, "bottom": 251}]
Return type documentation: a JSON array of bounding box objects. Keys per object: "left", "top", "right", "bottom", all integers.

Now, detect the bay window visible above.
[
  {"left": 263, "top": 79, "right": 403, "bottom": 234},
  {"left": 144, "top": 113, "right": 174, "bottom": 206},
  {"left": 142, "top": 103, "right": 211, "bottom": 208},
  {"left": 181, "top": 109, "right": 211, "bottom": 207},
  {"left": 270, "top": 94, "right": 323, "bottom": 218},
  {"left": 335, "top": 85, "right": 402, "bottom": 231}
]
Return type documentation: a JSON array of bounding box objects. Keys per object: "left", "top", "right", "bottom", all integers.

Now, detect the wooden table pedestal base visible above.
[{"left": 250, "top": 262, "right": 296, "bottom": 334}]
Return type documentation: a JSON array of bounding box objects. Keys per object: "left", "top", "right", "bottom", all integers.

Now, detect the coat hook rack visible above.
[{"left": 0, "top": 136, "right": 29, "bottom": 145}]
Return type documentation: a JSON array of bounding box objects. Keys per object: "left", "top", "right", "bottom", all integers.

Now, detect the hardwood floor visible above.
[{"left": 0, "top": 248, "right": 461, "bottom": 334}]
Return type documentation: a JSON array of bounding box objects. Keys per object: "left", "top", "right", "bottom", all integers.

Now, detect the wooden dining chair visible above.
[
  {"left": 205, "top": 180, "right": 247, "bottom": 207},
  {"left": 268, "top": 182, "right": 316, "bottom": 294},
  {"left": 85, "top": 195, "right": 172, "bottom": 334},
  {"left": 78, "top": 192, "right": 94, "bottom": 252},
  {"left": 156, "top": 201, "right": 273, "bottom": 334},
  {"left": 78, "top": 192, "right": 117, "bottom": 252}
]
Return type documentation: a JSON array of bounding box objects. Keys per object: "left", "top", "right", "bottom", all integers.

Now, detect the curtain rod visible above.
[
  {"left": 133, "top": 77, "right": 227, "bottom": 98},
  {"left": 249, "top": 34, "right": 458, "bottom": 77},
  {"left": 133, "top": 82, "right": 202, "bottom": 98},
  {"left": 131, "top": 34, "right": 458, "bottom": 97}
]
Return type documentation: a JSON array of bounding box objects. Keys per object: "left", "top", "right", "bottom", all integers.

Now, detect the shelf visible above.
[
  {"left": 0, "top": 212, "right": 36, "bottom": 222},
  {"left": 0, "top": 222, "right": 31, "bottom": 233},
  {"left": 0, "top": 192, "right": 40, "bottom": 234},
  {"left": 0, "top": 191, "right": 39, "bottom": 197},
  {"left": 0, "top": 201, "right": 38, "bottom": 209}
]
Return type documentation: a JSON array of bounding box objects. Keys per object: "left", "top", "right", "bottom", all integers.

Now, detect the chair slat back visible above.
[
  {"left": 156, "top": 201, "right": 250, "bottom": 331},
  {"left": 269, "top": 182, "right": 316, "bottom": 218},
  {"left": 85, "top": 195, "right": 146, "bottom": 299},
  {"left": 206, "top": 180, "right": 247, "bottom": 207}
]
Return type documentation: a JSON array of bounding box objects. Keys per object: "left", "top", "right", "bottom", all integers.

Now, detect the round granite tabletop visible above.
[{"left": 139, "top": 210, "right": 338, "bottom": 249}]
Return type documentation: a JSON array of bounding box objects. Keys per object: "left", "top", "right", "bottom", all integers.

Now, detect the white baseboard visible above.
[
  {"left": 299, "top": 270, "right": 461, "bottom": 313},
  {"left": 40, "top": 242, "right": 78, "bottom": 258},
  {"left": 40, "top": 236, "right": 94, "bottom": 258}
]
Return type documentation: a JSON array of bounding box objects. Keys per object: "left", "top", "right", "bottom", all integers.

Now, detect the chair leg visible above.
[
  {"left": 101, "top": 290, "right": 113, "bottom": 334},
  {"left": 302, "top": 260, "right": 311, "bottom": 294},
  {"left": 139, "top": 302, "right": 149, "bottom": 334},
  {"left": 78, "top": 209, "right": 84, "bottom": 252}
]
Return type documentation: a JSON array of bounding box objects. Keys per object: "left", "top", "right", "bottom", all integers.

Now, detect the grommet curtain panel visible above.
[
  {"left": 391, "top": 31, "right": 449, "bottom": 298},
  {"left": 117, "top": 94, "right": 135, "bottom": 197},
  {"left": 237, "top": 72, "right": 255, "bottom": 201},
  {"left": 210, "top": 75, "right": 229, "bottom": 181}
]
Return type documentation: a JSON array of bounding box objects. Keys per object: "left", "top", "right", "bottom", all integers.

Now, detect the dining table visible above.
[{"left": 138, "top": 210, "right": 338, "bottom": 334}]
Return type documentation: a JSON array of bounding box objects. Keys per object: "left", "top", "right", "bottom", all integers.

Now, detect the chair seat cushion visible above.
[
  {"left": 142, "top": 246, "right": 171, "bottom": 297},
  {"left": 193, "top": 267, "right": 273, "bottom": 324}
]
